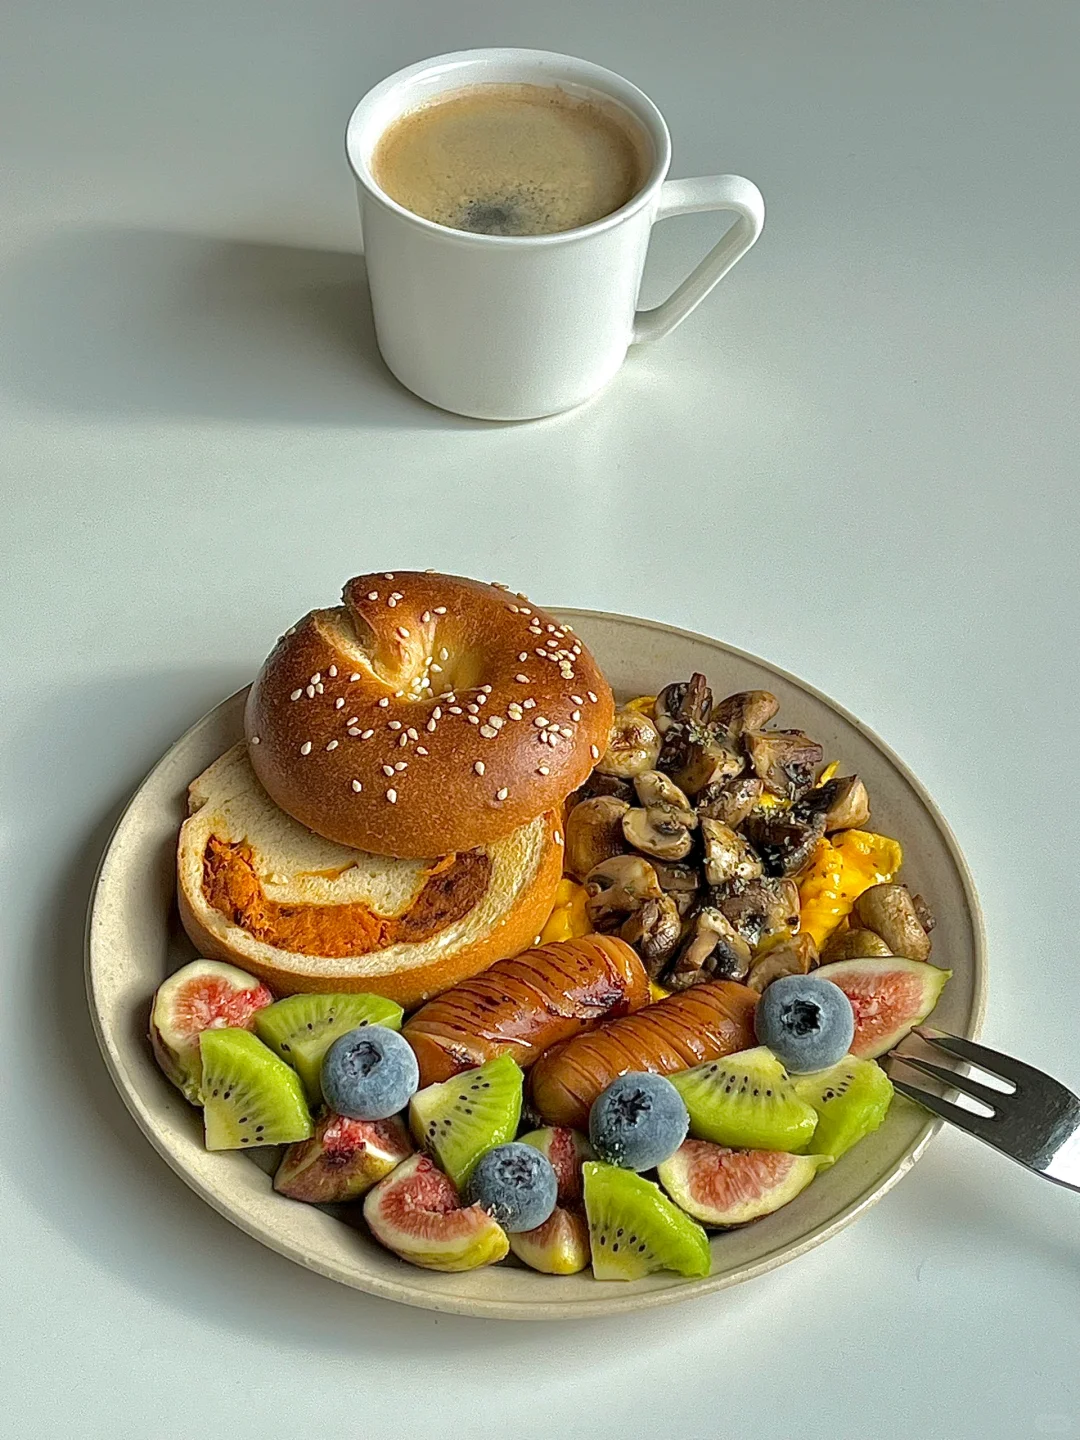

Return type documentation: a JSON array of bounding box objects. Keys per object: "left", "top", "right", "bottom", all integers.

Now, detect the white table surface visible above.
[{"left": 3, "top": 2, "right": 1078, "bottom": 1437}]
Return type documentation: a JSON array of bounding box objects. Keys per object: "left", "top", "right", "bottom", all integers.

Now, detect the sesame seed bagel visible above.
[{"left": 245, "top": 571, "right": 614, "bottom": 858}]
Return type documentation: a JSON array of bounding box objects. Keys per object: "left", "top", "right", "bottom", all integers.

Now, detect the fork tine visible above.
[
  {"left": 890, "top": 1078, "right": 1003, "bottom": 1144},
  {"left": 914, "top": 1028, "right": 1041, "bottom": 1092},
  {"left": 889, "top": 1054, "right": 1004, "bottom": 1112}
]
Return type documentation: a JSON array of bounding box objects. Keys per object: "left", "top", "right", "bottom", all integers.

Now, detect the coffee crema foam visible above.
[{"left": 371, "top": 83, "right": 650, "bottom": 236}]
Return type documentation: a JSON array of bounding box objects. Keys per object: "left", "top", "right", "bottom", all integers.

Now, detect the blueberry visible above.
[
  {"left": 588, "top": 1072, "right": 689, "bottom": 1171},
  {"left": 321, "top": 1025, "right": 419, "bottom": 1120},
  {"left": 464, "top": 1143, "right": 558, "bottom": 1232},
  {"left": 755, "top": 975, "right": 855, "bottom": 1073}
]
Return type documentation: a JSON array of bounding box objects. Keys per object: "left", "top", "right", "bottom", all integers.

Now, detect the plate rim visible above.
[{"left": 85, "top": 606, "right": 987, "bottom": 1320}]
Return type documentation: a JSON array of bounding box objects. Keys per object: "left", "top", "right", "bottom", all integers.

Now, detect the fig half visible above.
[
  {"left": 510, "top": 1126, "right": 595, "bottom": 1275},
  {"left": 275, "top": 1112, "right": 413, "bottom": 1203},
  {"left": 658, "top": 1140, "right": 829, "bottom": 1226},
  {"left": 150, "top": 959, "right": 273, "bottom": 1103},
  {"left": 363, "top": 1154, "right": 509, "bottom": 1272},
  {"left": 813, "top": 957, "right": 951, "bottom": 1058}
]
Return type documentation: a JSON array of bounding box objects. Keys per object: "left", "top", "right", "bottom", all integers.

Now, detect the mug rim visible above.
[{"left": 344, "top": 48, "right": 672, "bottom": 247}]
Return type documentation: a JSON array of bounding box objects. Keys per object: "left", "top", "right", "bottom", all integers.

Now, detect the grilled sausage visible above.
[
  {"left": 403, "top": 935, "right": 650, "bottom": 1087},
  {"left": 529, "top": 980, "right": 758, "bottom": 1129}
]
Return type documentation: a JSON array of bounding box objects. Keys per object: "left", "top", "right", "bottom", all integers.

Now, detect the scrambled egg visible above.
[
  {"left": 539, "top": 878, "right": 592, "bottom": 944},
  {"left": 797, "top": 829, "right": 903, "bottom": 947}
]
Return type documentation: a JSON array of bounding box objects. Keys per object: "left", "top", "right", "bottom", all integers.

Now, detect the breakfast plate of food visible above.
[{"left": 86, "top": 572, "right": 985, "bottom": 1318}]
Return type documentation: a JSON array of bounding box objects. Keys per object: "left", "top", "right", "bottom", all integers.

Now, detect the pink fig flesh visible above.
[
  {"left": 519, "top": 1126, "right": 594, "bottom": 1206},
  {"left": 363, "top": 1154, "right": 508, "bottom": 1272},
  {"left": 509, "top": 1205, "right": 591, "bottom": 1275},
  {"left": 814, "top": 957, "right": 951, "bottom": 1059},
  {"left": 275, "top": 1112, "right": 413, "bottom": 1203},
  {"left": 658, "top": 1140, "right": 826, "bottom": 1226}
]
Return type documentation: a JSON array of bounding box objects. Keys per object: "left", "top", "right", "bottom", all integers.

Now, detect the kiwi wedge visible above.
[
  {"left": 793, "top": 1054, "right": 894, "bottom": 1160},
  {"left": 199, "top": 1028, "right": 312, "bottom": 1151},
  {"left": 255, "top": 992, "right": 403, "bottom": 1104},
  {"left": 582, "top": 1162, "right": 710, "bottom": 1280},
  {"left": 409, "top": 1054, "right": 523, "bottom": 1190},
  {"left": 671, "top": 1046, "right": 818, "bottom": 1152}
]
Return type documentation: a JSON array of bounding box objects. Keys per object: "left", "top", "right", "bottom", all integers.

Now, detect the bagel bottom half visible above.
[{"left": 177, "top": 744, "right": 562, "bottom": 1009}]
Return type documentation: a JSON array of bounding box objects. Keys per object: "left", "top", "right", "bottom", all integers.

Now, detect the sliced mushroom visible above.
[
  {"left": 670, "top": 735, "right": 745, "bottom": 796},
  {"left": 620, "top": 895, "right": 682, "bottom": 978},
  {"left": 700, "top": 818, "right": 764, "bottom": 886},
  {"left": 712, "top": 690, "right": 779, "bottom": 739},
  {"left": 713, "top": 877, "right": 800, "bottom": 948},
  {"left": 821, "top": 927, "right": 893, "bottom": 962},
  {"left": 622, "top": 771, "right": 698, "bottom": 861},
  {"left": 745, "top": 729, "right": 825, "bottom": 799},
  {"left": 655, "top": 674, "right": 734, "bottom": 793},
  {"left": 651, "top": 861, "right": 702, "bottom": 917},
  {"left": 794, "top": 775, "right": 871, "bottom": 833},
  {"left": 747, "top": 933, "right": 819, "bottom": 993},
  {"left": 652, "top": 681, "right": 687, "bottom": 736},
  {"left": 564, "top": 796, "right": 629, "bottom": 881},
  {"left": 569, "top": 772, "right": 636, "bottom": 806},
  {"left": 654, "top": 673, "right": 712, "bottom": 736},
  {"left": 695, "top": 775, "right": 765, "bottom": 827},
  {"left": 741, "top": 810, "right": 825, "bottom": 877},
  {"left": 852, "top": 884, "right": 932, "bottom": 960},
  {"left": 664, "top": 906, "right": 751, "bottom": 990},
  {"left": 584, "top": 855, "right": 663, "bottom": 930},
  {"left": 651, "top": 860, "right": 700, "bottom": 892},
  {"left": 595, "top": 709, "right": 662, "bottom": 778},
  {"left": 633, "top": 770, "right": 697, "bottom": 824},
  {"left": 622, "top": 806, "right": 694, "bottom": 862}
]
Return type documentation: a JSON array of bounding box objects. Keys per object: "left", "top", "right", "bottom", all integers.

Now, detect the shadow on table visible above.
[{"left": 0, "top": 226, "right": 486, "bottom": 430}]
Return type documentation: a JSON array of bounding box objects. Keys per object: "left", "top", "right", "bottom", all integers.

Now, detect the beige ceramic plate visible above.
[{"left": 86, "top": 609, "right": 986, "bottom": 1319}]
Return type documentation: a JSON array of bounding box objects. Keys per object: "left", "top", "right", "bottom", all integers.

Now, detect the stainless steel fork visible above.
[{"left": 884, "top": 1026, "right": 1080, "bottom": 1193}]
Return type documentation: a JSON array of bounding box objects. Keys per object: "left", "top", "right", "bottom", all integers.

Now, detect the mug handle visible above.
[{"left": 632, "top": 174, "right": 765, "bottom": 345}]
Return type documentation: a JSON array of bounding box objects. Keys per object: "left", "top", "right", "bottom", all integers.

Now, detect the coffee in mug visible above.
[
  {"left": 371, "top": 83, "right": 650, "bottom": 236},
  {"left": 347, "top": 49, "right": 765, "bottom": 418}
]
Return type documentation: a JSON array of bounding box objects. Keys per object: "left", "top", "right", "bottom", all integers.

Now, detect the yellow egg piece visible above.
[
  {"left": 539, "top": 878, "right": 593, "bottom": 945},
  {"left": 624, "top": 695, "right": 657, "bottom": 716},
  {"left": 797, "top": 830, "right": 903, "bottom": 947}
]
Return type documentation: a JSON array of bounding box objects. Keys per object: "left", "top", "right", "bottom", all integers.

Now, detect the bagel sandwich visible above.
[{"left": 178, "top": 743, "right": 563, "bottom": 1008}]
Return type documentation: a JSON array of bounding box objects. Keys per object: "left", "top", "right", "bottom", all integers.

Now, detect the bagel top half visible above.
[{"left": 245, "top": 571, "right": 614, "bottom": 857}]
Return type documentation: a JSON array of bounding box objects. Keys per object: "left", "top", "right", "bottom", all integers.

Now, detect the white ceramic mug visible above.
[{"left": 345, "top": 49, "right": 765, "bottom": 421}]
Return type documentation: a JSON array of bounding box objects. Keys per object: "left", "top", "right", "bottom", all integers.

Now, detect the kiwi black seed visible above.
[
  {"left": 671, "top": 1046, "right": 818, "bottom": 1152},
  {"left": 408, "top": 1054, "right": 523, "bottom": 1190},
  {"left": 583, "top": 1163, "right": 710, "bottom": 1280},
  {"left": 254, "top": 992, "right": 403, "bottom": 1104},
  {"left": 199, "top": 1028, "right": 312, "bottom": 1151}
]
